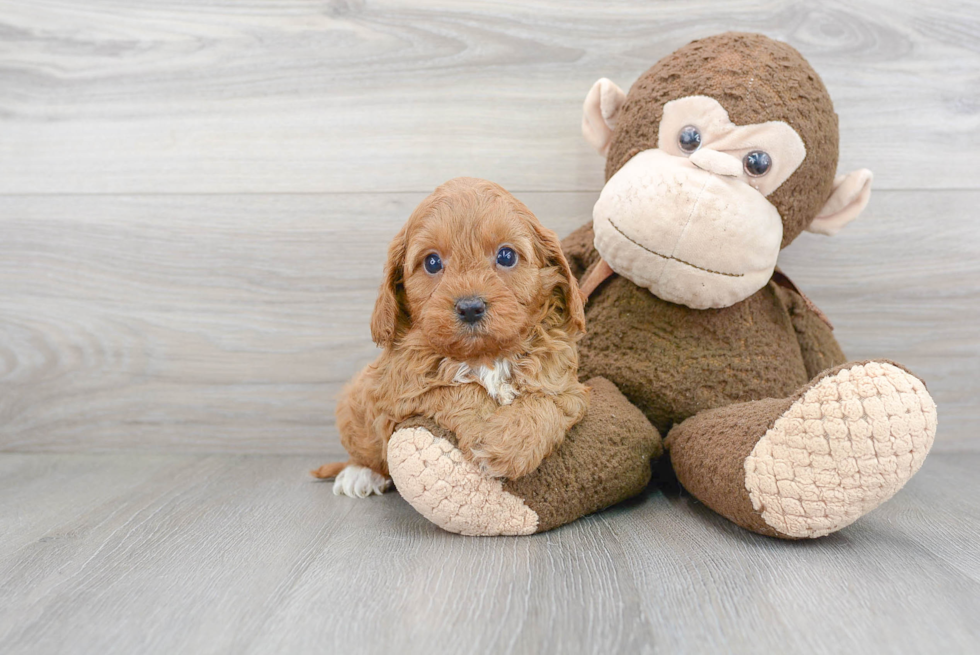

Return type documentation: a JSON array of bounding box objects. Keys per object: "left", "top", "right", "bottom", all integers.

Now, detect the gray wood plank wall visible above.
[{"left": 1, "top": 0, "right": 978, "bottom": 454}]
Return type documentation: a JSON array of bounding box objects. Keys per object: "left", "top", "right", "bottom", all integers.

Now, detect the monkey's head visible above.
[{"left": 582, "top": 32, "right": 872, "bottom": 309}]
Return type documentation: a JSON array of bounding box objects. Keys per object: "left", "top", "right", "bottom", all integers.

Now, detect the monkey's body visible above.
[
  {"left": 565, "top": 222, "right": 842, "bottom": 435},
  {"left": 546, "top": 223, "right": 933, "bottom": 539},
  {"left": 563, "top": 223, "right": 900, "bottom": 539}
]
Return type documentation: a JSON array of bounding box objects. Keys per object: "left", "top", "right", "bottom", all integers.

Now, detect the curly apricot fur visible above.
[{"left": 315, "top": 178, "right": 588, "bottom": 482}]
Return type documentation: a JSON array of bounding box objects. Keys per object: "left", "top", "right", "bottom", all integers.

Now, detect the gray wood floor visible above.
[
  {"left": 1, "top": 452, "right": 978, "bottom": 654},
  {"left": 2, "top": 1, "right": 979, "bottom": 653}
]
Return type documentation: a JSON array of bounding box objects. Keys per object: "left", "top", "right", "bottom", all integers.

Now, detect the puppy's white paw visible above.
[{"left": 332, "top": 465, "right": 392, "bottom": 498}]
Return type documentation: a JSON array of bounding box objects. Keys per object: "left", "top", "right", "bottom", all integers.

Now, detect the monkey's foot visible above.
[
  {"left": 387, "top": 377, "right": 662, "bottom": 536},
  {"left": 387, "top": 426, "right": 539, "bottom": 536},
  {"left": 669, "top": 361, "right": 937, "bottom": 539},
  {"left": 744, "top": 361, "right": 937, "bottom": 537}
]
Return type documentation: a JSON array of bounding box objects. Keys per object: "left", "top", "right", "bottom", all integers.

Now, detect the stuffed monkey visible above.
[{"left": 387, "top": 32, "right": 937, "bottom": 538}]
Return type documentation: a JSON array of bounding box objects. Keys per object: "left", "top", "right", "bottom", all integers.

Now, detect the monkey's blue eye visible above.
[
  {"left": 678, "top": 125, "right": 701, "bottom": 153},
  {"left": 423, "top": 253, "right": 443, "bottom": 274},
  {"left": 496, "top": 246, "right": 518, "bottom": 268},
  {"left": 744, "top": 151, "right": 772, "bottom": 177}
]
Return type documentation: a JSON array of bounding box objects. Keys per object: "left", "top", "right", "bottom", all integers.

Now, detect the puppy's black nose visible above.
[{"left": 455, "top": 296, "right": 487, "bottom": 325}]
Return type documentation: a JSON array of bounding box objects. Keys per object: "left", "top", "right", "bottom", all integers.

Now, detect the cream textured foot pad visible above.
[
  {"left": 387, "top": 427, "right": 539, "bottom": 536},
  {"left": 744, "top": 362, "right": 937, "bottom": 538}
]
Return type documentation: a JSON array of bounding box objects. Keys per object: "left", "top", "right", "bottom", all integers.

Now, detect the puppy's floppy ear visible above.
[
  {"left": 370, "top": 226, "right": 409, "bottom": 348},
  {"left": 531, "top": 220, "right": 587, "bottom": 337}
]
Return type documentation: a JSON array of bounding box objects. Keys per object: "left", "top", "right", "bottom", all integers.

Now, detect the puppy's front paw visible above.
[
  {"left": 469, "top": 448, "right": 509, "bottom": 479},
  {"left": 333, "top": 465, "right": 392, "bottom": 498},
  {"left": 468, "top": 446, "right": 542, "bottom": 480}
]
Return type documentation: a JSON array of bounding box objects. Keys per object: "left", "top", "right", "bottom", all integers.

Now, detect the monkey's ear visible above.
[
  {"left": 807, "top": 169, "right": 873, "bottom": 236},
  {"left": 370, "top": 227, "right": 409, "bottom": 349},
  {"left": 582, "top": 78, "right": 627, "bottom": 157}
]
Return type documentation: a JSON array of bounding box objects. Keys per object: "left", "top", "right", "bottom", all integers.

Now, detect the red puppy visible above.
[{"left": 313, "top": 178, "right": 588, "bottom": 497}]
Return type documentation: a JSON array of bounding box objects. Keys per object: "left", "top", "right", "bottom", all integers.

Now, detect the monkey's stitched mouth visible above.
[{"left": 606, "top": 219, "right": 745, "bottom": 278}]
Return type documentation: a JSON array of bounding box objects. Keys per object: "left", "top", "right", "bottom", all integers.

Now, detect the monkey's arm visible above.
[
  {"left": 560, "top": 222, "right": 601, "bottom": 280},
  {"left": 775, "top": 285, "right": 847, "bottom": 380}
]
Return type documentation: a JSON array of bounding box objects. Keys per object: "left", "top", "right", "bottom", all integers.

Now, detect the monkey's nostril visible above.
[{"left": 454, "top": 297, "right": 487, "bottom": 325}]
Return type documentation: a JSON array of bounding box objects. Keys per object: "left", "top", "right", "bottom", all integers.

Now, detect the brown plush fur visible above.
[
  {"left": 664, "top": 359, "right": 918, "bottom": 539},
  {"left": 564, "top": 223, "right": 845, "bottom": 437},
  {"left": 313, "top": 178, "right": 589, "bottom": 482},
  {"left": 665, "top": 395, "right": 796, "bottom": 539}
]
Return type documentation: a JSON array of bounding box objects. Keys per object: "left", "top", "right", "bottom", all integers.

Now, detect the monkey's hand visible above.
[{"left": 560, "top": 222, "right": 601, "bottom": 280}]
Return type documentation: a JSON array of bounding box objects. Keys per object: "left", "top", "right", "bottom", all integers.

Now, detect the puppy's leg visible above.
[
  {"left": 310, "top": 460, "right": 390, "bottom": 497},
  {"left": 318, "top": 452, "right": 393, "bottom": 499},
  {"left": 331, "top": 464, "right": 393, "bottom": 498},
  {"left": 455, "top": 393, "right": 585, "bottom": 479},
  {"left": 312, "top": 369, "right": 392, "bottom": 497}
]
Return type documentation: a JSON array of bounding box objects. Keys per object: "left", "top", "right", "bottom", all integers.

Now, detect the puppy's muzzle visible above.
[{"left": 455, "top": 296, "right": 487, "bottom": 325}]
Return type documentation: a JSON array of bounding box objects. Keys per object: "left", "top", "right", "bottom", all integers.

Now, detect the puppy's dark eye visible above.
[
  {"left": 423, "top": 253, "right": 443, "bottom": 274},
  {"left": 678, "top": 125, "right": 701, "bottom": 153},
  {"left": 496, "top": 246, "right": 518, "bottom": 268},
  {"left": 743, "top": 151, "right": 772, "bottom": 177}
]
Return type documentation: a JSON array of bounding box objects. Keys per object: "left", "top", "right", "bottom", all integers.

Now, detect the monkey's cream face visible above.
[{"left": 592, "top": 96, "right": 807, "bottom": 309}]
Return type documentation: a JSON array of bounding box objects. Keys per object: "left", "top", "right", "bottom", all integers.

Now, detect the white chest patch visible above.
[{"left": 452, "top": 359, "right": 519, "bottom": 405}]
